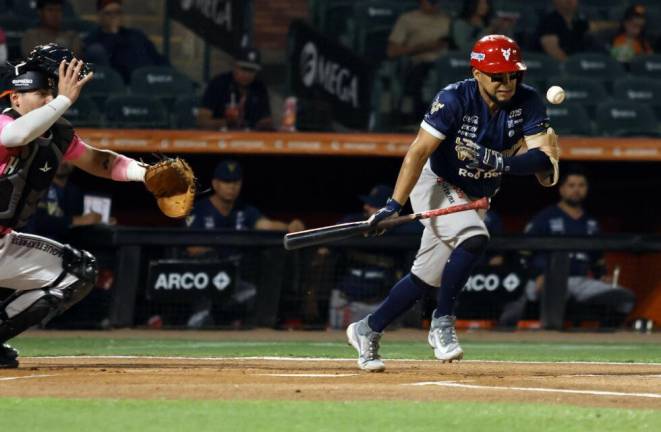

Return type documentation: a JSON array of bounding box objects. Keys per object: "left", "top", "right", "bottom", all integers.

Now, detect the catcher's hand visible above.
[{"left": 144, "top": 157, "right": 196, "bottom": 218}]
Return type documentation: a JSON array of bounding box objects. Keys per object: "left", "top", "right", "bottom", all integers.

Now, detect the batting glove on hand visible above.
[
  {"left": 367, "top": 198, "right": 402, "bottom": 236},
  {"left": 467, "top": 145, "right": 506, "bottom": 172}
]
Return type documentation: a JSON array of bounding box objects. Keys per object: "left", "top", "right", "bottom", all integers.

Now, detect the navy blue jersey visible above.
[
  {"left": 185, "top": 197, "right": 262, "bottom": 231},
  {"left": 421, "top": 79, "right": 549, "bottom": 197},
  {"left": 525, "top": 205, "right": 601, "bottom": 276}
]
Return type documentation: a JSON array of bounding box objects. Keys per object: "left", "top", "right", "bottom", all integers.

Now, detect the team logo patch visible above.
[
  {"left": 470, "top": 52, "right": 485, "bottom": 62},
  {"left": 430, "top": 101, "right": 444, "bottom": 114},
  {"left": 501, "top": 48, "right": 512, "bottom": 61}
]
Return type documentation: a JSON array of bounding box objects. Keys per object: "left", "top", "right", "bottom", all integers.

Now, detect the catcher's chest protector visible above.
[{"left": 0, "top": 109, "right": 74, "bottom": 229}]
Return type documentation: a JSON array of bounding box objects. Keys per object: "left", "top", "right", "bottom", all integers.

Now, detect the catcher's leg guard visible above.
[{"left": 0, "top": 245, "right": 97, "bottom": 344}]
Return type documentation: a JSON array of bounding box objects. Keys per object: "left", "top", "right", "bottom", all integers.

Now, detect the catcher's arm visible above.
[{"left": 70, "top": 141, "right": 146, "bottom": 181}]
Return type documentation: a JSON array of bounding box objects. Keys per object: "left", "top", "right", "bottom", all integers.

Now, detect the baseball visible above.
[{"left": 546, "top": 85, "right": 566, "bottom": 104}]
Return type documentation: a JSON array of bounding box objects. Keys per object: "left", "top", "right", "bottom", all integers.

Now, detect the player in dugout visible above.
[
  {"left": 346, "top": 35, "right": 560, "bottom": 371},
  {"left": 0, "top": 44, "right": 175, "bottom": 369}
]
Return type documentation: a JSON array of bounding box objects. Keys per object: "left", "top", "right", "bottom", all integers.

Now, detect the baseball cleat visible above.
[
  {"left": 0, "top": 343, "right": 19, "bottom": 369},
  {"left": 346, "top": 316, "right": 385, "bottom": 372},
  {"left": 428, "top": 313, "right": 464, "bottom": 363}
]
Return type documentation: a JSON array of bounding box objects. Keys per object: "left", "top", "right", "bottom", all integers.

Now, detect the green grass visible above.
[
  {"left": 10, "top": 336, "right": 661, "bottom": 363},
  {"left": 3, "top": 398, "right": 660, "bottom": 432}
]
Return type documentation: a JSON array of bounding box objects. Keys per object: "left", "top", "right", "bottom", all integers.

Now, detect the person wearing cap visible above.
[
  {"left": 197, "top": 47, "right": 273, "bottom": 131},
  {"left": 611, "top": 4, "right": 652, "bottom": 66},
  {"left": 83, "top": 0, "right": 168, "bottom": 83},
  {"left": 0, "top": 46, "right": 164, "bottom": 368},
  {"left": 386, "top": 0, "right": 451, "bottom": 122},
  {"left": 345, "top": 35, "right": 559, "bottom": 371},
  {"left": 185, "top": 160, "right": 303, "bottom": 250},
  {"left": 21, "top": 0, "right": 83, "bottom": 58}
]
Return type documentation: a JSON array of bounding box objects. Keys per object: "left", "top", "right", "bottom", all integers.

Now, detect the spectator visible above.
[
  {"left": 84, "top": 0, "right": 168, "bottom": 83},
  {"left": 524, "top": 167, "right": 636, "bottom": 328},
  {"left": 0, "top": 27, "right": 7, "bottom": 64},
  {"left": 186, "top": 160, "right": 303, "bottom": 243},
  {"left": 387, "top": 0, "right": 451, "bottom": 120},
  {"left": 536, "top": 0, "right": 597, "bottom": 61},
  {"left": 303, "top": 185, "right": 422, "bottom": 327},
  {"left": 197, "top": 47, "right": 273, "bottom": 131},
  {"left": 21, "top": 0, "right": 83, "bottom": 57},
  {"left": 610, "top": 4, "right": 652, "bottom": 66},
  {"left": 23, "top": 162, "right": 109, "bottom": 243},
  {"left": 183, "top": 160, "right": 303, "bottom": 328},
  {"left": 452, "top": 0, "right": 518, "bottom": 53}
]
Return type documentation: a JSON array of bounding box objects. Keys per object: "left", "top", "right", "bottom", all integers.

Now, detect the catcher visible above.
[{"left": 0, "top": 44, "right": 194, "bottom": 368}]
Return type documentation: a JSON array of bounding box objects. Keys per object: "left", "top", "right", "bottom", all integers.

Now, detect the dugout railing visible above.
[{"left": 67, "top": 225, "right": 661, "bottom": 330}]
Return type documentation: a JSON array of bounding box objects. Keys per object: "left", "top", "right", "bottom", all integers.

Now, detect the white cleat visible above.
[
  {"left": 428, "top": 313, "right": 464, "bottom": 363},
  {"left": 346, "top": 317, "right": 385, "bottom": 372}
]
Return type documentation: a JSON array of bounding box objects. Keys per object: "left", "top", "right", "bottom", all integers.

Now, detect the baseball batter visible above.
[
  {"left": 347, "top": 35, "right": 560, "bottom": 371},
  {"left": 0, "top": 44, "right": 151, "bottom": 368}
]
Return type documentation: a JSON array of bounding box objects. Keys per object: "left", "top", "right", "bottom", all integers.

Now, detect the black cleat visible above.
[{"left": 0, "top": 343, "right": 19, "bottom": 369}]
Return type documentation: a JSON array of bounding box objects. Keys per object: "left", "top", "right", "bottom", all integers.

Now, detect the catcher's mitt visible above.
[{"left": 144, "top": 157, "right": 196, "bottom": 218}]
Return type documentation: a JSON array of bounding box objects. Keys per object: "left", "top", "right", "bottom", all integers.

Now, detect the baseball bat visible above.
[{"left": 283, "top": 197, "right": 489, "bottom": 250}]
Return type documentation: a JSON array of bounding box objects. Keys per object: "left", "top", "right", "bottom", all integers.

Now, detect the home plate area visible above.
[{"left": 1, "top": 356, "right": 660, "bottom": 409}]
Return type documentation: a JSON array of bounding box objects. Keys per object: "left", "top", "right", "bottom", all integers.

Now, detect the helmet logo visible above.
[
  {"left": 501, "top": 48, "right": 512, "bottom": 61},
  {"left": 470, "top": 52, "right": 485, "bottom": 62}
]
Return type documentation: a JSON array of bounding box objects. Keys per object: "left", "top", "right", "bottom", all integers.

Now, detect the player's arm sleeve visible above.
[
  {"left": 515, "top": 90, "right": 559, "bottom": 186},
  {"left": 0, "top": 95, "right": 72, "bottom": 147},
  {"left": 420, "top": 90, "right": 461, "bottom": 140}
]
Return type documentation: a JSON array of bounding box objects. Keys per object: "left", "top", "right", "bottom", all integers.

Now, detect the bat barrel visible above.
[{"left": 283, "top": 221, "right": 371, "bottom": 250}]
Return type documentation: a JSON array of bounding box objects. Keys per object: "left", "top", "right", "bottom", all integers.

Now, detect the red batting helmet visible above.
[{"left": 469, "top": 35, "right": 527, "bottom": 74}]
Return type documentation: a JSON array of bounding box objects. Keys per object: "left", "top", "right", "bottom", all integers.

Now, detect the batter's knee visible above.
[
  {"left": 457, "top": 234, "right": 489, "bottom": 255},
  {"left": 410, "top": 273, "right": 437, "bottom": 290}
]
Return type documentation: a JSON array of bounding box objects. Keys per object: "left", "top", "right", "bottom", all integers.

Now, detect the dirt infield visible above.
[{"left": 1, "top": 330, "right": 660, "bottom": 409}]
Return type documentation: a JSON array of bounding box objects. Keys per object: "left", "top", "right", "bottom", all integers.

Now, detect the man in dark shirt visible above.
[
  {"left": 196, "top": 47, "right": 273, "bottom": 131},
  {"left": 536, "top": 0, "right": 597, "bottom": 61},
  {"left": 84, "top": 0, "right": 169, "bottom": 83},
  {"left": 525, "top": 168, "right": 635, "bottom": 327}
]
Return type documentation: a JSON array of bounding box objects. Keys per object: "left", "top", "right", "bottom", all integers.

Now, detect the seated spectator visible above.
[
  {"left": 23, "top": 162, "right": 109, "bottom": 242},
  {"left": 0, "top": 27, "right": 7, "bottom": 64},
  {"left": 21, "top": 0, "right": 83, "bottom": 57},
  {"left": 183, "top": 160, "right": 303, "bottom": 328},
  {"left": 387, "top": 0, "right": 451, "bottom": 120},
  {"left": 524, "top": 167, "right": 636, "bottom": 328},
  {"left": 84, "top": 0, "right": 169, "bottom": 83},
  {"left": 186, "top": 160, "right": 303, "bottom": 249},
  {"left": 196, "top": 47, "right": 273, "bottom": 131},
  {"left": 303, "top": 185, "right": 423, "bottom": 327},
  {"left": 536, "top": 0, "right": 598, "bottom": 61},
  {"left": 610, "top": 4, "right": 652, "bottom": 66},
  {"left": 452, "top": 0, "right": 518, "bottom": 52}
]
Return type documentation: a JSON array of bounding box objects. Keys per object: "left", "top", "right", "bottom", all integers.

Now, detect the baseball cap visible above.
[
  {"left": 359, "top": 184, "right": 393, "bottom": 208},
  {"left": 97, "top": 0, "right": 121, "bottom": 11},
  {"left": 214, "top": 160, "right": 243, "bottom": 182},
  {"left": 236, "top": 47, "right": 261, "bottom": 71}
]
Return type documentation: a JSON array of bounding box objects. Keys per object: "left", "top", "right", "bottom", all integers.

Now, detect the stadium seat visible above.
[
  {"left": 354, "top": 25, "right": 391, "bottom": 62},
  {"left": 546, "top": 102, "right": 593, "bottom": 136},
  {"left": 170, "top": 95, "right": 199, "bottom": 130},
  {"left": 563, "top": 53, "right": 624, "bottom": 88},
  {"left": 318, "top": 1, "right": 354, "bottom": 42},
  {"left": 434, "top": 51, "right": 471, "bottom": 87},
  {"left": 104, "top": 95, "right": 168, "bottom": 129},
  {"left": 348, "top": 1, "right": 415, "bottom": 53},
  {"left": 595, "top": 101, "right": 658, "bottom": 137},
  {"left": 85, "top": 65, "right": 126, "bottom": 107},
  {"left": 546, "top": 76, "right": 608, "bottom": 116},
  {"left": 629, "top": 54, "right": 661, "bottom": 79},
  {"left": 613, "top": 77, "right": 661, "bottom": 117},
  {"left": 129, "top": 66, "right": 194, "bottom": 108},
  {"left": 522, "top": 52, "right": 561, "bottom": 91},
  {"left": 0, "top": 14, "right": 29, "bottom": 61},
  {"left": 65, "top": 95, "right": 100, "bottom": 128}
]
